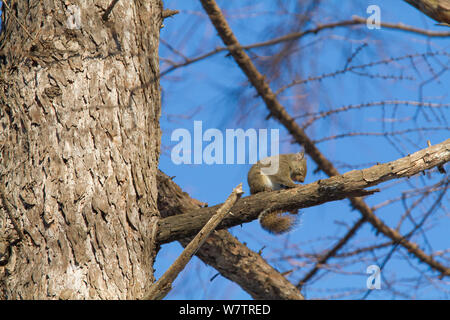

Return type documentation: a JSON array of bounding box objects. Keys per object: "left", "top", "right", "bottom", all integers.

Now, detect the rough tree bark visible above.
[{"left": 0, "top": 0, "right": 162, "bottom": 299}]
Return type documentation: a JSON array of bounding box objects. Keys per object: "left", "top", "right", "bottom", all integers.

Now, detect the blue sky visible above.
[{"left": 155, "top": 0, "right": 449, "bottom": 299}]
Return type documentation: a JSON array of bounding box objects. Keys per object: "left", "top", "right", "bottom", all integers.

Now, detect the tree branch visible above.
[
  {"left": 158, "top": 139, "right": 449, "bottom": 246},
  {"left": 162, "top": 9, "right": 179, "bottom": 19},
  {"left": 157, "top": 171, "right": 305, "bottom": 300}
]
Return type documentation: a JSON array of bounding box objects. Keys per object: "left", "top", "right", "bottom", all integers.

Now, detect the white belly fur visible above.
[{"left": 261, "top": 172, "right": 283, "bottom": 190}]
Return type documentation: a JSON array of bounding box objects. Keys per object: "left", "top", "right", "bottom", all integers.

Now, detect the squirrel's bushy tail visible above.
[{"left": 258, "top": 209, "right": 299, "bottom": 234}]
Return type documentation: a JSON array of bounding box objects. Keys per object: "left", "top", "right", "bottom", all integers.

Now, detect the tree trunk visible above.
[{"left": 0, "top": 0, "right": 162, "bottom": 299}]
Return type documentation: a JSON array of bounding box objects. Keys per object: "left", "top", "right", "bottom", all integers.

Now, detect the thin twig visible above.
[
  {"left": 160, "top": 17, "right": 450, "bottom": 78},
  {"left": 277, "top": 51, "right": 449, "bottom": 95},
  {"left": 313, "top": 127, "right": 449, "bottom": 144},
  {"left": 295, "top": 100, "right": 450, "bottom": 130},
  {"left": 162, "top": 9, "right": 179, "bottom": 19}
]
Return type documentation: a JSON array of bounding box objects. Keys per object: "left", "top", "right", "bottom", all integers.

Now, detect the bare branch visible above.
[
  {"left": 276, "top": 51, "right": 449, "bottom": 95},
  {"left": 313, "top": 127, "right": 449, "bottom": 144},
  {"left": 158, "top": 139, "right": 449, "bottom": 249},
  {"left": 160, "top": 18, "right": 450, "bottom": 78},
  {"left": 295, "top": 100, "right": 450, "bottom": 130},
  {"left": 162, "top": 9, "right": 180, "bottom": 19}
]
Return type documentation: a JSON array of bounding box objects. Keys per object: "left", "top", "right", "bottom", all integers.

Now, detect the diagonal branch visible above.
[
  {"left": 144, "top": 183, "right": 243, "bottom": 300},
  {"left": 198, "top": 0, "right": 450, "bottom": 278},
  {"left": 297, "top": 217, "right": 366, "bottom": 289}
]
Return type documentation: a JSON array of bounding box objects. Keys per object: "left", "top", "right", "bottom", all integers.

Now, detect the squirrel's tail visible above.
[{"left": 258, "top": 209, "right": 299, "bottom": 234}]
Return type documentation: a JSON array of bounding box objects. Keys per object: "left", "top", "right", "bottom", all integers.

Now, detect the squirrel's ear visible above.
[{"left": 295, "top": 152, "right": 305, "bottom": 160}]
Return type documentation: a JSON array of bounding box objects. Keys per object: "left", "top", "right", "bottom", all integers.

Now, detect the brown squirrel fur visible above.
[{"left": 247, "top": 152, "right": 307, "bottom": 234}]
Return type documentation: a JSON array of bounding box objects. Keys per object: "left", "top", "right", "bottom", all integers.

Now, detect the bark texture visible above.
[{"left": 0, "top": 0, "right": 162, "bottom": 299}]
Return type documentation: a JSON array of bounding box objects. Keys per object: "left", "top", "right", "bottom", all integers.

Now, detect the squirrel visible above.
[{"left": 247, "top": 152, "right": 307, "bottom": 234}]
